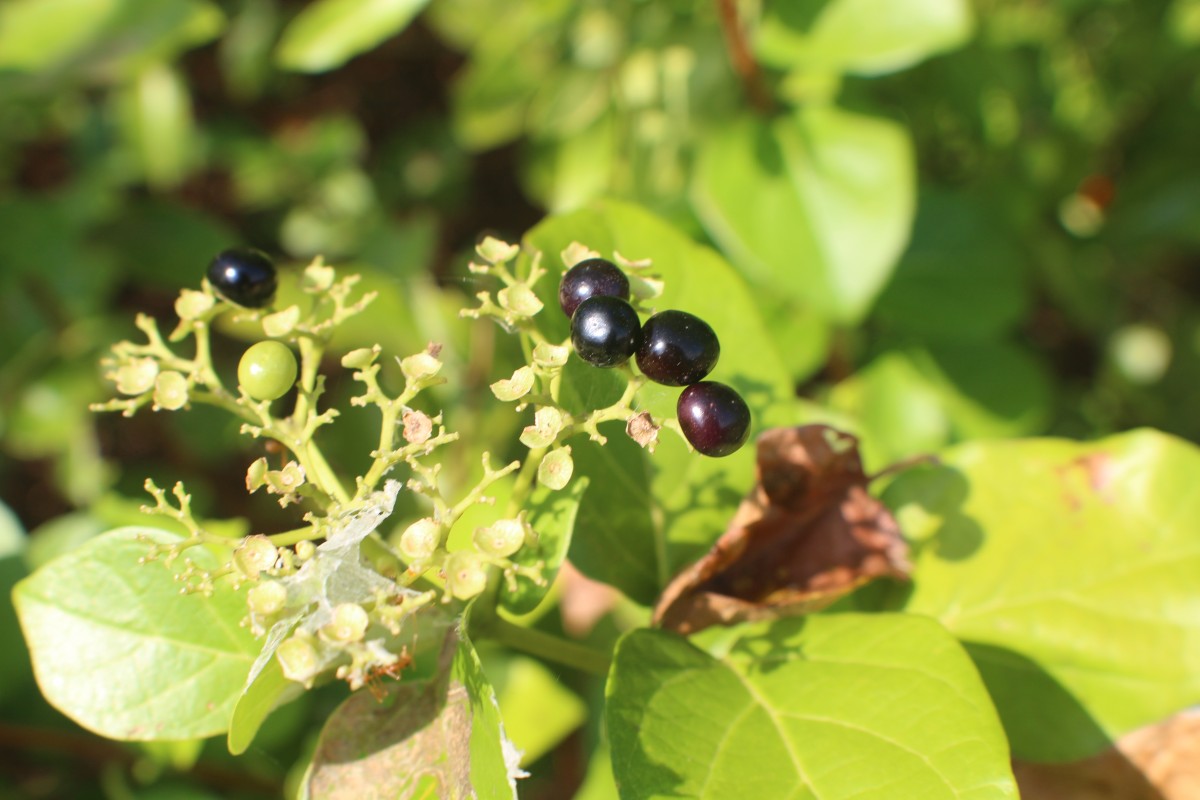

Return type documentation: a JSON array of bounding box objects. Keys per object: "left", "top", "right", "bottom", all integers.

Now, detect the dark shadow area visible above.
[
  {"left": 882, "top": 459, "right": 984, "bottom": 562},
  {"left": 964, "top": 641, "right": 1114, "bottom": 764}
]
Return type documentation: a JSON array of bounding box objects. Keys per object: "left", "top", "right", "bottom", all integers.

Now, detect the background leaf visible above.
[
  {"left": 275, "top": 0, "right": 431, "bottom": 73},
  {"left": 606, "top": 614, "right": 1016, "bottom": 799},
  {"left": 886, "top": 429, "right": 1200, "bottom": 761},
  {"left": 757, "top": 0, "right": 974, "bottom": 75},
  {"left": 692, "top": 107, "right": 915, "bottom": 324},
  {"left": 13, "top": 527, "right": 258, "bottom": 740}
]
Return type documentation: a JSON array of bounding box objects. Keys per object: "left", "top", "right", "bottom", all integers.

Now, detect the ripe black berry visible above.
[
  {"left": 570, "top": 296, "right": 642, "bottom": 368},
  {"left": 207, "top": 248, "right": 277, "bottom": 308},
  {"left": 636, "top": 310, "right": 720, "bottom": 386},
  {"left": 559, "top": 258, "right": 630, "bottom": 318},
  {"left": 677, "top": 382, "right": 750, "bottom": 457}
]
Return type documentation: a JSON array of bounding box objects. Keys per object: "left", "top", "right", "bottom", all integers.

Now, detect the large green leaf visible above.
[
  {"left": 525, "top": 201, "right": 799, "bottom": 601},
  {"left": 303, "top": 629, "right": 521, "bottom": 799},
  {"left": 0, "top": 0, "right": 225, "bottom": 77},
  {"left": 692, "top": 107, "right": 915, "bottom": 324},
  {"left": 114, "top": 62, "right": 196, "bottom": 189},
  {"left": 886, "top": 429, "right": 1200, "bottom": 761},
  {"left": 828, "top": 344, "right": 1051, "bottom": 467},
  {"left": 607, "top": 614, "right": 1016, "bottom": 799},
  {"left": 275, "top": 0, "right": 431, "bottom": 73},
  {"left": 756, "top": 0, "right": 974, "bottom": 75},
  {"left": 13, "top": 527, "right": 258, "bottom": 740},
  {"left": 872, "top": 191, "right": 1028, "bottom": 342}
]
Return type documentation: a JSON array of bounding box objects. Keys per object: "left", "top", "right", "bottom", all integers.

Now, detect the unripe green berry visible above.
[
  {"left": 238, "top": 340, "right": 298, "bottom": 401},
  {"left": 399, "top": 518, "right": 440, "bottom": 562},
  {"left": 323, "top": 603, "right": 370, "bottom": 643},
  {"left": 473, "top": 519, "right": 526, "bottom": 559},
  {"left": 234, "top": 535, "right": 278, "bottom": 579},
  {"left": 277, "top": 634, "right": 321, "bottom": 686},
  {"left": 153, "top": 371, "right": 189, "bottom": 410},
  {"left": 247, "top": 580, "right": 287, "bottom": 616},
  {"left": 444, "top": 551, "right": 489, "bottom": 600},
  {"left": 538, "top": 446, "right": 574, "bottom": 490}
]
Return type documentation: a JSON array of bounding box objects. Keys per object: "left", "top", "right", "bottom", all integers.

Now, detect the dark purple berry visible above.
[
  {"left": 571, "top": 296, "right": 641, "bottom": 368},
  {"left": 677, "top": 382, "right": 750, "bottom": 457},
  {"left": 207, "top": 248, "right": 277, "bottom": 308},
  {"left": 636, "top": 310, "right": 720, "bottom": 386},
  {"left": 559, "top": 258, "right": 630, "bottom": 318}
]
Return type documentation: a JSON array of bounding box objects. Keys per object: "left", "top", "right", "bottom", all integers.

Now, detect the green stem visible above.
[
  {"left": 478, "top": 614, "right": 611, "bottom": 676},
  {"left": 266, "top": 525, "right": 320, "bottom": 546}
]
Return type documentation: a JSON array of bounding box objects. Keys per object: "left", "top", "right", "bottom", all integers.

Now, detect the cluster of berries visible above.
[{"left": 560, "top": 258, "right": 750, "bottom": 457}]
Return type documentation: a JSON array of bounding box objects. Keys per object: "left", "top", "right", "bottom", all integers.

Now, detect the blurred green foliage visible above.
[{"left": 1, "top": 0, "right": 1198, "bottom": 797}]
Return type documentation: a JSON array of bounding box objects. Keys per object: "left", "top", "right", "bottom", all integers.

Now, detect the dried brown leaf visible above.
[{"left": 653, "top": 425, "right": 911, "bottom": 634}]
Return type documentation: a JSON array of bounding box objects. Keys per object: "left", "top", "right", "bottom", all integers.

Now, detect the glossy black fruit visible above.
[
  {"left": 207, "top": 248, "right": 277, "bottom": 308},
  {"left": 571, "top": 296, "right": 641, "bottom": 368},
  {"left": 559, "top": 258, "right": 630, "bottom": 318},
  {"left": 636, "top": 310, "right": 720, "bottom": 386},
  {"left": 677, "top": 382, "right": 750, "bottom": 457}
]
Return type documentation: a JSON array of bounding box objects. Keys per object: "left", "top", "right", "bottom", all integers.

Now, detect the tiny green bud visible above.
[
  {"left": 247, "top": 580, "right": 287, "bottom": 616},
  {"left": 265, "top": 462, "right": 306, "bottom": 496},
  {"left": 561, "top": 242, "right": 599, "bottom": 268},
  {"left": 521, "top": 407, "right": 564, "bottom": 449},
  {"left": 295, "top": 539, "right": 316, "bottom": 561},
  {"left": 323, "top": 603, "right": 370, "bottom": 643},
  {"left": 444, "top": 550, "right": 489, "bottom": 600},
  {"left": 304, "top": 261, "right": 336, "bottom": 292},
  {"left": 277, "top": 634, "right": 321, "bottom": 687},
  {"left": 234, "top": 535, "right": 278, "bottom": 579},
  {"left": 400, "top": 352, "right": 442, "bottom": 383},
  {"left": 262, "top": 305, "right": 301, "bottom": 338},
  {"left": 114, "top": 357, "right": 159, "bottom": 395},
  {"left": 491, "top": 366, "right": 535, "bottom": 401},
  {"left": 533, "top": 342, "right": 569, "bottom": 369},
  {"left": 497, "top": 284, "right": 543, "bottom": 317},
  {"left": 476, "top": 236, "right": 520, "bottom": 264},
  {"left": 175, "top": 289, "right": 214, "bottom": 320},
  {"left": 399, "top": 518, "right": 440, "bottom": 562},
  {"left": 153, "top": 371, "right": 189, "bottom": 410},
  {"left": 341, "top": 346, "right": 380, "bottom": 370},
  {"left": 538, "top": 446, "right": 574, "bottom": 490},
  {"left": 473, "top": 518, "right": 526, "bottom": 559},
  {"left": 246, "top": 457, "right": 269, "bottom": 492}
]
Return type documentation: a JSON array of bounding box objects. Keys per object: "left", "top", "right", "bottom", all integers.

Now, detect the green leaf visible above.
[
  {"left": 275, "top": 0, "right": 431, "bottom": 73},
  {"left": 757, "top": 0, "right": 974, "bottom": 75},
  {"left": 886, "top": 429, "right": 1200, "bottom": 760},
  {"left": 693, "top": 107, "right": 915, "bottom": 324},
  {"left": 569, "top": 432, "right": 660, "bottom": 606},
  {"left": 13, "top": 527, "right": 258, "bottom": 740},
  {"left": 828, "top": 344, "right": 1051, "bottom": 466},
  {"left": 606, "top": 615, "right": 1016, "bottom": 799},
  {"left": 873, "top": 191, "right": 1028, "bottom": 341},
  {"left": 483, "top": 649, "right": 587, "bottom": 765},
  {"left": 114, "top": 62, "right": 197, "bottom": 189},
  {"left": 0, "top": 0, "right": 225, "bottom": 78},
  {"left": 502, "top": 477, "right": 589, "bottom": 615},
  {"left": 304, "top": 629, "right": 521, "bottom": 798},
  {"left": 227, "top": 655, "right": 300, "bottom": 756}
]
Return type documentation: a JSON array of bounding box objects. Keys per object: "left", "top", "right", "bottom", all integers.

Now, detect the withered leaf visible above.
[
  {"left": 1015, "top": 710, "right": 1200, "bottom": 800},
  {"left": 653, "top": 425, "right": 911, "bottom": 634}
]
